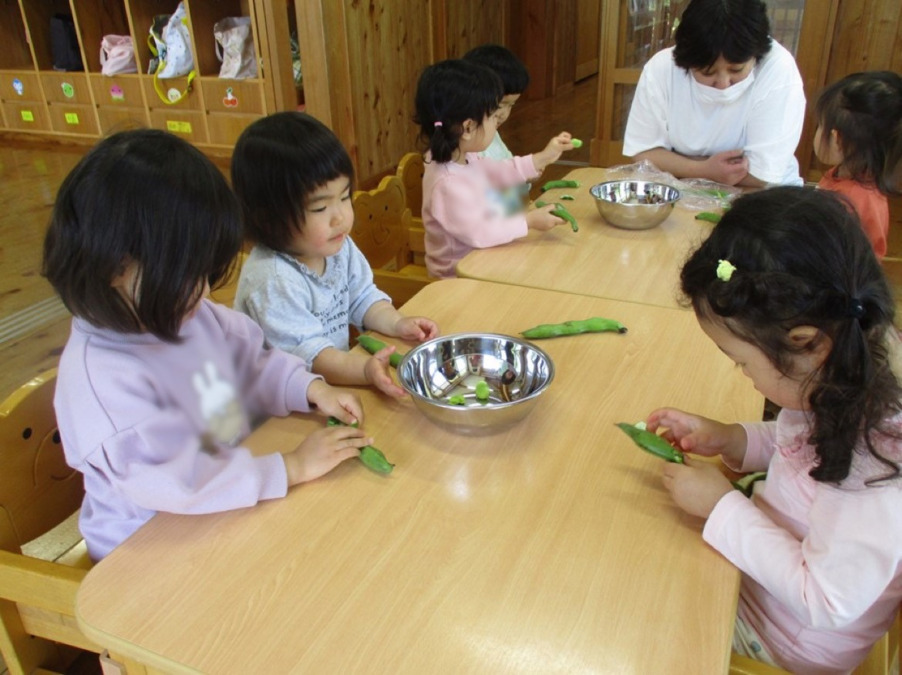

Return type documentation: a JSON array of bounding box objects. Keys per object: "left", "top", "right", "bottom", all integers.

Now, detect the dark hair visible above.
[
  {"left": 673, "top": 0, "right": 772, "bottom": 71},
  {"left": 816, "top": 71, "right": 902, "bottom": 196},
  {"left": 231, "top": 112, "right": 355, "bottom": 251},
  {"left": 463, "top": 44, "right": 530, "bottom": 95},
  {"left": 414, "top": 59, "right": 502, "bottom": 164},
  {"left": 42, "top": 129, "right": 241, "bottom": 342},
  {"left": 681, "top": 186, "right": 901, "bottom": 484}
]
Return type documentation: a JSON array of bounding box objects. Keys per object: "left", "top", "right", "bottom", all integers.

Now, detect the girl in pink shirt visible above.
[
  {"left": 814, "top": 71, "right": 902, "bottom": 259},
  {"left": 413, "top": 59, "right": 576, "bottom": 278},
  {"left": 645, "top": 187, "right": 902, "bottom": 673}
]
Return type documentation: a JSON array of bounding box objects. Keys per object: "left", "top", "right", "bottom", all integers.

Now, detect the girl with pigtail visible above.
[
  {"left": 644, "top": 186, "right": 902, "bottom": 673},
  {"left": 413, "top": 59, "right": 575, "bottom": 278},
  {"left": 815, "top": 70, "right": 902, "bottom": 259}
]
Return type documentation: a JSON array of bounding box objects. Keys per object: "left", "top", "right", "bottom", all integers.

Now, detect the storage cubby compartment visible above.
[
  {"left": 71, "top": 0, "right": 136, "bottom": 74},
  {"left": 0, "top": 3, "right": 34, "bottom": 71},
  {"left": 21, "top": 1, "right": 86, "bottom": 73}
]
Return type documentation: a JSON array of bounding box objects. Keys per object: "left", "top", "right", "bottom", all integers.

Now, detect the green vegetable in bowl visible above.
[
  {"left": 521, "top": 317, "right": 627, "bottom": 339},
  {"left": 616, "top": 422, "right": 685, "bottom": 463},
  {"left": 327, "top": 417, "right": 394, "bottom": 474},
  {"left": 475, "top": 380, "right": 491, "bottom": 401},
  {"left": 357, "top": 335, "right": 403, "bottom": 368},
  {"left": 447, "top": 394, "right": 466, "bottom": 406}
]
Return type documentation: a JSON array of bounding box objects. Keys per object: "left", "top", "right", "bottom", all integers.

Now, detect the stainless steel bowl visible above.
[
  {"left": 397, "top": 333, "right": 555, "bottom": 435},
  {"left": 590, "top": 180, "right": 680, "bottom": 230}
]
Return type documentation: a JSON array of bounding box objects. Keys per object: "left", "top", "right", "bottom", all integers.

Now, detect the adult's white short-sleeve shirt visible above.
[{"left": 622, "top": 41, "right": 806, "bottom": 186}]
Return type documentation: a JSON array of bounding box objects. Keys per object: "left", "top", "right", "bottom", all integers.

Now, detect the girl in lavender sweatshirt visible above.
[
  {"left": 42, "top": 130, "right": 372, "bottom": 561},
  {"left": 645, "top": 187, "right": 902, "bottom": 673},
  {"left": 413, "top": 59, "right": 576, "bottom": 278}
]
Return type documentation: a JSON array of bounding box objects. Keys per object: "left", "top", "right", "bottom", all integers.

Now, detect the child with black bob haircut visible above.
[
  {"left": 815, "top": 70, "right": 902, "bottom": 259},
  {"left": 43, "top": 129, "right": 370, "bottom": 561},
  {"left": 231, "top": 112, "right": 438, "bottom": 397},
  {"left": 645, "top": 186, "right": 902, "bottom": 673}
]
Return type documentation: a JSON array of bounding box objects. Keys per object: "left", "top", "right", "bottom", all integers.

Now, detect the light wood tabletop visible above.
[
  {"left": 77, "top": 279, "right": 762, "bottom": 674},
  {"left": 456, "top": 166, "right": 719, "bottom": 309}
]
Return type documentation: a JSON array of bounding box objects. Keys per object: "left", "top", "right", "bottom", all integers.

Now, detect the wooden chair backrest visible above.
[
  {"left": 209, "top": 250, "right": 249, "bottom": 307},
  {"left": 0, "top": 369, "right": 83, "bottom": 554},
  {"left": 352, "top": 175, "right": 412, "bottom": 271},
  {"left": 396, "top": 152, "right": 425, "bottom": 219}
]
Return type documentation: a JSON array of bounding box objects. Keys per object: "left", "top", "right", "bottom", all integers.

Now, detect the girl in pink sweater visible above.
[
  {"left": 645, "top": 187, "right": 902, "bottom": 673},
  {"left": 413, "top": 59, "right": 576, "bottom": 278}
]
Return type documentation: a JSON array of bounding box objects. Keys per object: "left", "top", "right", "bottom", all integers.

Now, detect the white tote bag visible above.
[
  {"left": 149, "top": 2, "right": 194, "bottom": 79},
  {"left": 214, "top": 17, "right": 257, "bottom": 79}
]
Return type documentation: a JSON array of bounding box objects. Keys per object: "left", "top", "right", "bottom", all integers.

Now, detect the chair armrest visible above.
[{"left": 0, "top": 549, "right": 87, "bottom": 614}]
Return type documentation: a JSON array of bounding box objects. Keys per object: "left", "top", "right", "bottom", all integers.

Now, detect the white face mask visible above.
[{"left": 691, "top": 70, "right": 756, "bottom": 105}]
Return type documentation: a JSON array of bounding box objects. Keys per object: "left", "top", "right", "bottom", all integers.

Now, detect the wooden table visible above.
[
  {"left": 457, "top": 166, "right": 718, "bottom": 309},
  {"left": 77, "top": 279, "right": 762, "bottom": 674}
]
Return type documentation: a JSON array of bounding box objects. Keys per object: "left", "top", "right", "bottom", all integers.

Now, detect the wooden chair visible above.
[
  {"left": 729, "top": 608, "right": 901, "bottom": 675},
  {"left": 208, "top": 249, "right": 249, "bottom": 307},
  {"left": 396, "top": 152, "right": 428, "bottom": 266},
  {"left": 352, "top": 175, "right": 433, "bottom": 307},
  {"left": 0, "top": 370, "right": 137, "bottom": 674}
]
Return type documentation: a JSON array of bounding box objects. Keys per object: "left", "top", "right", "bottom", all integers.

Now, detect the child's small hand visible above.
[
  {"left": 394, "top": 316, "right": 439, "bottom": 342},
  {"left": 526, "top": 203, "right": 565, "bottom": 232},
  {"left": 307, "top": 379, "right": 364, "bottom": 426},
  {"left": 533, "top": 132, "right": 574, "bottom": 173},
  {"left": 364, "top": 352, "right": 407, "bottom": 398},
  {"left": 661, "top": 457, "right": 733, "bottom": 519},
  {"left": 283, "top": 425, "right": 371, "bottom": 486},
  {"left": 646, "top": 407, "right": 746, "bottom": 467},
  {"left": 704, "top": 150, "right": 749, "bottom": 186}
]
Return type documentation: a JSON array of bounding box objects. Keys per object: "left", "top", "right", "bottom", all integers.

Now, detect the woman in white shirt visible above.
[{"left": 622, "top": 0, "right": 805, "bottom": 187}]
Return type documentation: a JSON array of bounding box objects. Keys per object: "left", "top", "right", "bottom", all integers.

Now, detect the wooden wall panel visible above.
[
  {"left": 342, "top": 0, "right": 432, "bottom": 181},
  {"left": 441, "top": 0, "right": 507, "bottom": 58}
]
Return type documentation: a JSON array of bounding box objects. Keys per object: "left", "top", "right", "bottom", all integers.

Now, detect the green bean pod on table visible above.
[
  {"left": 616, "top": 422, "right": 685, "bottom": 463},
  {"left": 357, "top": 334, "right": 403, "bottom": 368},
  {"left": 327, "top": 417, "right": 395, "bottom": 474},
  {"left": 521, "top": 317, "right": 627, "bottom": 339}
]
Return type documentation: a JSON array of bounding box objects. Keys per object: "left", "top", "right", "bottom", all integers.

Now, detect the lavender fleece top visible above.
[
  {"left": 422, "top": 152, "right": 540, "bottom": 278},
  {"left": 55, "top": 300, "right": 322, "bottom": 560},
  {"left": 705, "top": 408, "right": 902, "bottom": 674}
]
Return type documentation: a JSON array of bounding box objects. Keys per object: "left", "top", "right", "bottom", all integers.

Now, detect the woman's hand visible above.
[
  {"left": 662, "top": 457, "right": 734, "bottom": 518},
  {"left": 702, "top": 150, "right": 749, "bottom": 186},
  {"left": 283, "top": 425, "right": 371, "bottom": 486},
  {"left": 364, "top": 351, "right": 407, "bottom": 398},
  {"left": 533, "top": 132, "right": 575, "bottom": 173},
  {"left": 306, "top": 379, "right": 364, "bottom": 426},
  {"left": 526, "top": 203, "right": 564, "bottom": 232},
  {"left": 394, "top": 316, "right": 439, "bottom": 342},
  {"left": 646, "top": 407, "right": 747, "bottom": 467}
]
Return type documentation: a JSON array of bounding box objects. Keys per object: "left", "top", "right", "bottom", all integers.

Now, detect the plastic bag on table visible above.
[{"left": 603, "top": 160, "right": 740, "bottom": 212}]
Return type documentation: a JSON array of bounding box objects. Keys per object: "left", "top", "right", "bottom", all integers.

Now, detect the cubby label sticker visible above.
[
  {"left": 223, "top": 87, "right": 238, "bottom": 108},
  {"left": 65, "top": 113, "right": 80, "bottom": 125},
  {"left": 12, "top": 79, "right": 24, "bottom": 96},
  {"left": 61, "top": 82, "right": 75, "bottom": 98},
  {"left": 20, "top": 110, "right": 34, "bottom": 122},
  {"left": 166, "top": 120, "right": 192, "bottom": 134}
]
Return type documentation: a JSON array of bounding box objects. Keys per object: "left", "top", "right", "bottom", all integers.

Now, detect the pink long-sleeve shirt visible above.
[
  {"left": 55, "top": 300, "right": 322, "bottom": 560},
  {"left": 704, "top": 408, "right": 902, "bottom": 674},
  {"left": 422, "top": 152, "right": 540, "bottom": 278}
]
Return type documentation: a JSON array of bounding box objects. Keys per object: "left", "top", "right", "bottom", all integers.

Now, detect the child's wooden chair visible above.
[
  {"left": 729, "top": 607, "right": 900, "bottom": 675},
  {"left": 0, "top": 369, "right": 108, "bottom": 674},
  {"left": 396, "top": 152, "right": 428, "bottom": 267},
  {"left": 209, "top": 249, "right": 249, "bottom": 307},
  {"left": 352, "top": 174, "right": 433, "bottom": 307}
]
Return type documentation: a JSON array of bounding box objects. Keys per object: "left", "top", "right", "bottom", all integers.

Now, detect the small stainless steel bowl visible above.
[
  {"left": 397, "top": 333, "right": 555, "bottom": 435},
  {"left": 590, "top": 180, "right": 680, "bottom": 230}
]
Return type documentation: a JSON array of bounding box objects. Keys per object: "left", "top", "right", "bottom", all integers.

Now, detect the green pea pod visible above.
[
  {"left": 695, "top": 211, "right": 722, "bottom": 224},
  {"left": 327, "top": 417, "right": 395, "bottom": 474},
  {"left": 550, "top": 203, "right": 578, "bottom": 232},
  {"left": 560, "top": 194, "right": 575, "bottom": 200},
  {"left": 535, "top": 200, "right": 548, "bottom": 207},
  {"left": 541, "top": 179, "right": 580, "bottom": 193},
  {"left": 616, "top": 422, "right": 685, "bottom": 463},
  {"left": 447, "top": 394, "right": 466, "bottom": 405},
  {"left": 357, "top": 334, "right": 403, "bottom": 368},
  {"left": 571, "top": 138, "right": 583, "bottom": 148},
  {"left": 521, "top": 317, "right": 627, "bottom": 339},
  {"left": 731, "top": 471, "right": 767, "bottom": 497}
]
